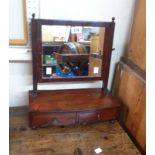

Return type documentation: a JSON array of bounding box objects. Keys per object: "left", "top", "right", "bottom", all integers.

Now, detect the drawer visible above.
[
  {"left": 29, "top": 112, "right": 76, "bottom": 128},
  {"left": 79, "top": 108, "right": 119, "bottom": 124}
]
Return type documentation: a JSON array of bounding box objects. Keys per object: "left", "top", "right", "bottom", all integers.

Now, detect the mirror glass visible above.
[{"left": 41, "top": 25, "right": 105, "bottom": 78}]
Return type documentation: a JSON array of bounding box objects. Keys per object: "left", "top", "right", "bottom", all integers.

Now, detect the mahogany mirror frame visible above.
[{"left": 31, "top": 14, "right": 115, "bottom": 92}]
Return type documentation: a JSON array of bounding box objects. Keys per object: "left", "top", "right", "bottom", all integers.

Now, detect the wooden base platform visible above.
[
  {"left": 10, "top": 106, "right": 141, "bottom": 155},
  {"left": 29, "top": 89, "right": 121, "bottom": 128}
]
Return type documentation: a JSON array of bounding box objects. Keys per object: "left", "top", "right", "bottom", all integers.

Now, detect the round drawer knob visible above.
[
  {"left": 52, "top": 119, "right": 59, "bottom": 125},
  {"left": 97, "top": 114, "right": 100, "bottom": 119}
]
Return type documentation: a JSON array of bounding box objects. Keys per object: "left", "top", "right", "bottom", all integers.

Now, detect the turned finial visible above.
[
  {"left": 112, "top": 17, "right": 115, "bottom": 22},
  {"left": 32, "top": 13, "right": 35, "bottom": 19}
]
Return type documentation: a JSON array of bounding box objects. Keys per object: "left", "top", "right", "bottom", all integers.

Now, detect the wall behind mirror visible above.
[{"left": 9, "top": 0, "right": 136, "bottom": 106}]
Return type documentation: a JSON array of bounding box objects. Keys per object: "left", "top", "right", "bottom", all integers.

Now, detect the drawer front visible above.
[
  {"left": 79, "top": 108, "right": 119, "bottom": 124},
  {"left": 30, "top": 112, "right": 76, "bottom": 128}
]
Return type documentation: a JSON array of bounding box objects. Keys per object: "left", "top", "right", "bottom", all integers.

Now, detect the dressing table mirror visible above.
[{"left": 29, "top": 14, "right": 120, "bottom": 128}]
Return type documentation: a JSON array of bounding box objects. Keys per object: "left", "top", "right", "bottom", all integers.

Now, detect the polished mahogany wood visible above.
[
  {"left": 79, "top": 108, "right": 119, "bottom": 124},
  {"left": 29, "top": 89, "right": 120, "bottom": 128},
  {"left": 31, "top": 15, "right": 115, "bottom": 91},
  {"left": 30, "top": 15, "right": 119, "bottom": 128},
  {"left": 30, "top": 112, "right": 76, "bottom": 127},
  {"left": 29, "top": 89, "right": 120, "bottom": 112}
]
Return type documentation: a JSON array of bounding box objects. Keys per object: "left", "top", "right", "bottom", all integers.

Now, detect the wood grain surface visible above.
[
  {"left": 125, "top": 0, "right": 146, "bottom": 71},
  {"left": 10, "top": 107, "right": 141, "bottom": 155},
  {"left": 29, "top": 89, "right": 120, "bottom": 112},
  {"left": 29, "top": 89, "right": 121, "bottom": 128},
  {"left": 113, "top": 62, "right": 146, "bottom": 154}
]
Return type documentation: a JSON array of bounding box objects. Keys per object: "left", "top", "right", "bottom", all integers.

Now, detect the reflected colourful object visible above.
[
  {"left": 44, "top": 55, "right": 57, "bottom": 65},
  {"left": 56, "top": 65, "right": 74, "bottom": 77}
]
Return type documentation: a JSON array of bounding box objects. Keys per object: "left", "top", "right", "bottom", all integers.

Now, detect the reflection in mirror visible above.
[{"left": 41, "top": 25, "right": 105, "bottom": 79}]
